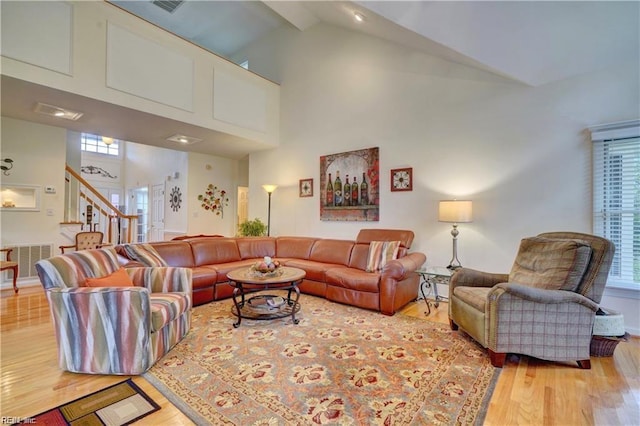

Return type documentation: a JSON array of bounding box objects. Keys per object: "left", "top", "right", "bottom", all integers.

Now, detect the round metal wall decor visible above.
[{"left": 170, "top": 186, "right": 182, "bottom": 212}]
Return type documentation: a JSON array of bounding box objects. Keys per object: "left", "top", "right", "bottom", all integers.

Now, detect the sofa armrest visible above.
[
  {"left": 44, "top": 287, "right": 153, "bottom": 374},
  {"left": 491, "top": 282, "right": 599, "bottom": 311},
  {"left": 378, "top": 252, "right": 426, "bottom": 315},
  {"left": 382, "top": 252, "right": 426, "bottom": 280},
  {"left": 126, "top": 267, "right": 192, "bottom": 294},
  {"left": 449, "top": 268, "right": 509, "bottom": 292}
]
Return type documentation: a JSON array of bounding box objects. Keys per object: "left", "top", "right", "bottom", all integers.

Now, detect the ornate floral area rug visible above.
[{"left": 144, "top": 294, "right": 499, "bottom": 425}]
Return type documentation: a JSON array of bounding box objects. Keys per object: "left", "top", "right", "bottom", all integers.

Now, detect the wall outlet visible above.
[{"left": 46, "top": 208, "right": 54, "bottom": 216}]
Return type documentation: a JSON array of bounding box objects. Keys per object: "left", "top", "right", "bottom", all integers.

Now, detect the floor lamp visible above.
[
  {"left": 438, "top": 200, "right": 473, "bottom": 270},
  {"left": 262, "top": 185, "right": 277, "bottom": 236}
]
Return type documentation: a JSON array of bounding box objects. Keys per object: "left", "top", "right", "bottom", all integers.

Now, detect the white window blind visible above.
[{"left": 591, "top": 120, "right": 640, "bottom": 288}]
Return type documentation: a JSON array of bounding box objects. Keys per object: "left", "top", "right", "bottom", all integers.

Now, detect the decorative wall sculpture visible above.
[
  {"left": 169, "top": 186, "right": 182, "bottom": 212},
  {"left": 197, "top": 184, "right": 228, "bottom": 218}
]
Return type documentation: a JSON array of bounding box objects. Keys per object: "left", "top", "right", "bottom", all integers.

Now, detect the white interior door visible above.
[
  {"left": 150, "top": 183, "right": 165, "bottom": 242},
  {"left": 131, "top": 187, "right": 148, "bottom": 243}
]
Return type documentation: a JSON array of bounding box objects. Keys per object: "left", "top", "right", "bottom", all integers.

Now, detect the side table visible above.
[{"left": 416, "top": 266, "right": 452, "bottom": 315}]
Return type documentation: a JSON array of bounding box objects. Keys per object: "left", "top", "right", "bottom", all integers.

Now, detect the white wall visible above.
[
  {"left": 0, "top": 117, "right": 68, "bottom": 253},
  {"left": 187, "top": 152, "right": 240, "bottom": 237},
  {"left": 241, "top": 24, "right": 640, "bottom": 333}
]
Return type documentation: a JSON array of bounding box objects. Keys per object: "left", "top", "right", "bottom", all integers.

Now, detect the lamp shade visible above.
[
  {"left": 262, "top": 184, "right": 278, "bottom": 194},
  {"left": 438, "top": 200, "right": 473, "bottom": 223}
]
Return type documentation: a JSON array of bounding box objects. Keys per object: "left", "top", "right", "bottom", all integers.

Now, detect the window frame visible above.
[
  {"left": 590, "top": 119, "right": 640, "bottom": 298},
  {"left": 81, "top": 133, "right": 120, "bottom": 156}
]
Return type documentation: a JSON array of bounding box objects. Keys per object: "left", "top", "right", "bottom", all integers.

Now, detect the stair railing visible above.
[{"left": 63, "top": 164, "right": 139, "bottom": 244}]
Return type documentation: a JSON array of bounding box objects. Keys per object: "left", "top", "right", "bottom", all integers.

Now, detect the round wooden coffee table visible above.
[{"left": 227, "top": 266, "right": 306, "bottom": 328}]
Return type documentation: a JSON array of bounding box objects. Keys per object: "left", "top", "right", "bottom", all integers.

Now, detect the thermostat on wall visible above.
[{"left": 45, "top": 186, "right": 56, "bottom": 194}]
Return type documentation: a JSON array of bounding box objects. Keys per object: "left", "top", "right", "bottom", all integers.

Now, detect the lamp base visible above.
[{"left": 448, "top": 224, "right": 462, "bottom": 270}]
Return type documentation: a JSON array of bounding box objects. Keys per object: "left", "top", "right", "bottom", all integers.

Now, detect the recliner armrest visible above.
[
  {"left": 450, "top": 268, "right": 508, "bottom": 291},
  {"left": 491, "top": 282, "right": 599, "bottom": 311}
]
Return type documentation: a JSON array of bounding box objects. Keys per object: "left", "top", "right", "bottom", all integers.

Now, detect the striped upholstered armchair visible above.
[
  {"left": 449, "top": 232, "right": 614, "bottom": 369},
  {"left": 36, "top": 247, "right": 192, "bottom": 375}
]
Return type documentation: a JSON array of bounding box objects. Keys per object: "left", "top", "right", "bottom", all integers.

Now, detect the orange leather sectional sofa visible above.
[{"left": 117, "top": 229, "right": 426, "bottom": 315}]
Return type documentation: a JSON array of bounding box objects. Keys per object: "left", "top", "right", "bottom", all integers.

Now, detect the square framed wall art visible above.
[
  {"left": 390, "top": 167, "right": 413, "bottom": 192},
  {"left": 299, "top": 178, "right": 313, "bottom": 197}
]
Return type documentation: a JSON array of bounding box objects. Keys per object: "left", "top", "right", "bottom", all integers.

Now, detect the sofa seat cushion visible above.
[
  {"left": 191, "top": 266, "right": 218, "bottom": 290},
  {"left": 284, "top": 259, "right": 336, "bottom": 282},
  {"left": 150, "top": 293, "right": 190, "bottom": 332},
  {"left": 509, "top": 237, "right": 592, "bottom": 292},
  {"left": 326, "top": 267, "right": 380, "bottom": 292},
  {"left": 453, "top": 287, "right": 493, "bottom": 313},
  {"left": 215, "top": 260, "right": 259, "bottom": 282}
]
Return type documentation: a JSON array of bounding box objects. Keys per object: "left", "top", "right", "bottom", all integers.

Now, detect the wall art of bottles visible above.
[{"left": 319, "top": 147, "right": 379, "bottom": 221}]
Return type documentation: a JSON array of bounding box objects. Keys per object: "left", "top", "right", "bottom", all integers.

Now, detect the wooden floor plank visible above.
[{"left": 1, "top": 285, "right": 638, "bottom": 425}]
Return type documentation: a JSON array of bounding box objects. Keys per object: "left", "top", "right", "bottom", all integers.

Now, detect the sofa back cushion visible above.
[
  {"left": 147, "top": 241, "right": 194, "bottom": 267},
  {"left": 349, "top": 245, "right": 370, "bottom": 270},
  {"left": 189, "top": 238, "right": 241, "bottom": 266},
  {"left": 356, "top": 229, "right": 414, "bottom": 249},
  {"left": 509, "top": 237, "right": 592, "bottom": 291},
  {"left": 309, "top": 239, "right": 354, "bottom": 266},
  {"left": 237, "top": 237, "right": 276, "bottom": 259},
  {"left": 276, "top": 237, "right": 317, "bottom": 260}
]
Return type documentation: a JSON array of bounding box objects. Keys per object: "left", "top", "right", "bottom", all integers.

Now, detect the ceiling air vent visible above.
[
  {"left": 34, "top": 102, "right": 84, "bottom": 121},
  {"left": 152, "top": 0, "right": 184, "bottom": 14},
  {"left": 166, "top": 134, "right": 202, "bottom": 145}
]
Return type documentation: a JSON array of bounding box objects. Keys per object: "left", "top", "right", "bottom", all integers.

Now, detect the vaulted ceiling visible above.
[
  {"left": 3, "top": 1, "right": 638, "bottom": 159},
  {"left": 111, "top": 1, "right": 639, "bottom": 86}
]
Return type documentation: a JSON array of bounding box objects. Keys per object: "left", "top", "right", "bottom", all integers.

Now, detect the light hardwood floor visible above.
[{"left": 1, "top": 285, "right": 638, "bottom": 425}]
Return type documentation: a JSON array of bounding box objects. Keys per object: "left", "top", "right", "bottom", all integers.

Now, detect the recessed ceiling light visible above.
[
  {"left": 166, "top": 134, "right": 202, "bottom": 145},
  {"left": 354, "top": 12, "right": 365, "bottom": 22},
  {"left": 34, "top": 102, "right": 84, "bottom": 121}
]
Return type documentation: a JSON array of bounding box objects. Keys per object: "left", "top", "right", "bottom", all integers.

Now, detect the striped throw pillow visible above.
[
  {"left": 122, "top": 243, "right": 168, "bottom": 267},
  {"left": 366, "top": 241, "right": 400, "bottom": 272}
]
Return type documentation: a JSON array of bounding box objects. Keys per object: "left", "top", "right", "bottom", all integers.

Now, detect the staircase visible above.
[{"left": 63, "top": 165, "right": 138, "bottom": 244}]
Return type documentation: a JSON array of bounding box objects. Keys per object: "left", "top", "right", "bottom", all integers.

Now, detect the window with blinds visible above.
[{"left": 591, "top": 120, "right": 639, "bottom": 288}]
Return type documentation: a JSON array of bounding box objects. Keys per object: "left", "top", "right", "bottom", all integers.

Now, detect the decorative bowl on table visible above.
[{"left": 249, "top": 256, "right": 283, "bottom": 278}]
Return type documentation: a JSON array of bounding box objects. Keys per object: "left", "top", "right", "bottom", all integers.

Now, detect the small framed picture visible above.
[
  {"left": 299, "top": 178, "right": 313, "bottom": 197},
  {"left": 390, "top": 167, "right": 412, "bottom": 192}
]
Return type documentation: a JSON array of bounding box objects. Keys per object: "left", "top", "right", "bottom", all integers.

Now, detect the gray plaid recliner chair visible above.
[{"left": 448, "top": 232, "right": 614, "bottom": 369}]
